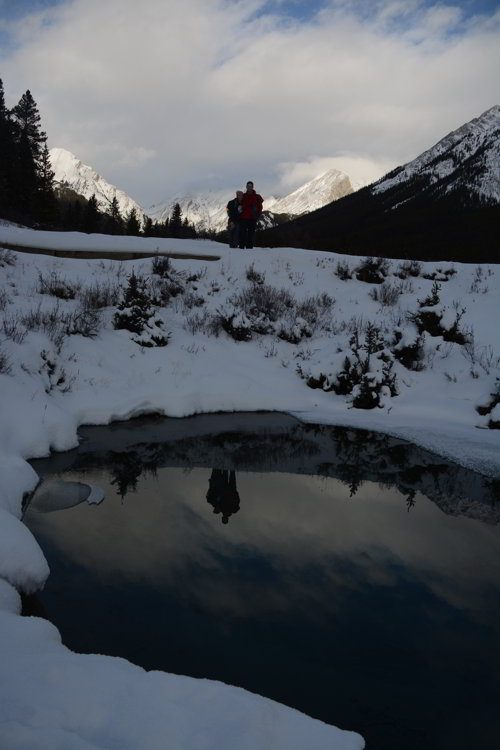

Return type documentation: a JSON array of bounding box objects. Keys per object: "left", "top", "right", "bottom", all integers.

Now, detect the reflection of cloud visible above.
[{"left": 26, "top": 467, "right": 500, "bottom": 624}]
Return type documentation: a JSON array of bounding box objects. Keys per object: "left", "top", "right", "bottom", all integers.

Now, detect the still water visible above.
[{"left": 24, "top": 413, "right": 500, "bottom": 750}]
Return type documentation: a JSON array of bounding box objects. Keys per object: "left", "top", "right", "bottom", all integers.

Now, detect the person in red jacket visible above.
[{"left": 238, "top": 180, "right": 263, "bottom": 249}]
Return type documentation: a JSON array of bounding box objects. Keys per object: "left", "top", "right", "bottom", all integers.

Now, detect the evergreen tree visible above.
[
  {"left": 104, "top": 196, "right": 124, "bottom": 235},
  {"left": 125, "top": 206, "right": 141, "bottom": 236},
  {"left": 0, "top": 79, "right": 17, "bottom": 214},
  {"left": 36, "top": 143, "right": 58, "bottom": 225},
  {"left": 169, "top": 202, "right": 182, "bottom": 237},
  {"left": 142, "top": 216, "right": 154, "bottom": 236},
  {"left": 82, "top": 194, "right": 101, "bottom": 233},
  {"left": 113, "top": 272, "right": 169, "bottom": 347},
  {"left": 10, "top": 89, "right": 49, "bottom": 221}
]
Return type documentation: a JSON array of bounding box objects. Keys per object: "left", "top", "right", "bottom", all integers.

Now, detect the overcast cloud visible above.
[{"left": 1, "top": 0, "right": 499, "bottom": 206}]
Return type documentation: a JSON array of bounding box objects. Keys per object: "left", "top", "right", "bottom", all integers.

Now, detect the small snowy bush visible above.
[
  {"left": 423, "top": 266, "right": 456, "bottom": 281},
  {"left": 276, "top": 316, "right": 312, "bottom": 344},
  {"left": 355, "top": 256, "right": 390, "bottom": 284},
  {"left": 215, "top": 305, "right": 253, "bottom": 341},
  {"left": 476, "top": 379, "right": 500, "bottom": 429},
  {"left": 232, "top": 283, "right": 295, "bottom": 323},
  {"left": 395, "top": 260, "right": 422, "bottom": 279},
  {"left": 113, "top": 273, "right": 169, "bottom": 347},
  {"left": 392, "top": 329, "right": 426, "bottom": 371}
]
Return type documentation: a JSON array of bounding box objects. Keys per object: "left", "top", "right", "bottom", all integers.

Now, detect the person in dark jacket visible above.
[
  {"left": 226, "top": 190, "right": 243, "bottom": 248},
  {"left": 239, "top": 181, "right": 263, "bottom": 249}
]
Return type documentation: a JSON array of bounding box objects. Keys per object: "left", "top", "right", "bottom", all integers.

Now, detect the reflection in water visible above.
[
  {"left": 24, "top": 414, "right": 500, "bottom": 750},
  {"left": 206, "top": 469, "right": 240, "bottom": 524}
]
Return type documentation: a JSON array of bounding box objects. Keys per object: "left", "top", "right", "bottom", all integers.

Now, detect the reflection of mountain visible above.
[{"left": 29, "top": 417, "right": 499, "bottom": 524}]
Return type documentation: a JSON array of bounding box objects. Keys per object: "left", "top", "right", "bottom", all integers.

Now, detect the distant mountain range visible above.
[
  {"left": 259, "top": 106, "right": 500, "bottom": 262},
  {"left": 149, "top": 168, "right": 355, "bottom": 233},
  {"left": 50, "top": 149, "right": 355, "bottom": 233}
]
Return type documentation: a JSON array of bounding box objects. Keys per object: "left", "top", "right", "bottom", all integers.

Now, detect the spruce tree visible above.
[
  {"left": 105, "top": 196, "right": 124, "bottom": 235},
  {"left": 113, "top": 272, "right": 169, "bottom": 347},
  {"left": 125, "top": 206, "right": 141, "bottom": 236},
  {"left": 36, "top": 143, "right": 58, "bottom": 225},
  {"left": 0, "top": 79, "right": 17, "bottom": 215},
  {"left": 142, "top": 216, "right": 154, "bottom": 237},
  {"left": 82, "top": 194, "right": 101, "bottom": 233},
  {"left": 10, "top": 89, "right": 49, "bottom": 221},
  {"left": 169, "top": 202, "right": 182, "bottom": 237}
]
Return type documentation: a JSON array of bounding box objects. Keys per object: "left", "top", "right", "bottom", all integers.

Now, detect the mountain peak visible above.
[
  {"left": 372, "top": 105, "right": 500, "bottom": 204},
  {"left": 49, "top": 147, "right": 146, "bottom": 220}
]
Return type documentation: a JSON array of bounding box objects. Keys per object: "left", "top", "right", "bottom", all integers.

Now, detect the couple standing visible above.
[{"left": 227, "top": 180, "right": 263, "bottom": 249}]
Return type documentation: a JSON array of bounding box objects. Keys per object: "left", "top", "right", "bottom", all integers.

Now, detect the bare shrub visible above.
[
  {"left": 151, "top": 255, "right": 172, "bottom": 277},
  {"left": 182, "top": 292, "right": 205, "bottom": 312},
  {"left": 246, "top": 263, "right": 265, "bottom": 285},
  {"left": 37, "top": 271, "right": 79, "bottom": 300},
  {"left": 369, "top": 281, "right": 400, "bottom": 306},
  {"left": 232, "top": 283, "right": 295, "bottom": 322},
  {"left": 78, "top": 280, "right": 121, "bottom": 309},
  {"left": 0, "top": 248, "right": 15, "bottom": 267},
  {"left": 184, "top": 312, "right": 207, "bottom": 335},
  {"left": 21, "top": 303, "right": 67, "bottom": 350},
  {"left": 64, "top": 307, "right": 102, "bottom": 338},
  {"left": 0, "top": 288, "right": 10, "bottom": 310},
  {"left": 2, "top": 313, "right": 28, "bottom": 344},
  {"left": 335, "top": 260, "right": 352, "bottom": 280},
  {"left": 296, "top": 293, "right": 335, "bottom": 331},
  {"left": 0, "top": 346, "right": 11, "bottom": 374}
]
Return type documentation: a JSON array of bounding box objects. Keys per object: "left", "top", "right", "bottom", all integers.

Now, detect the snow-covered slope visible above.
[
  {"left": 266, "top": 168, "right": 353, "bottom": 215},
  {"left": 50, "top": 148, "right": 147, "bottom": 221},
  {"left": 151, "top": 169, "right": 354, "bottom": 234},
  {"left": 372, "top": 105, "right": 500, "bottom": 204}
]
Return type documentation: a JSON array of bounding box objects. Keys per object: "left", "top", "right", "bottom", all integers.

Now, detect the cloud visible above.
[{"left": 2, "top": 0, "right": 499, "bottom": 205}]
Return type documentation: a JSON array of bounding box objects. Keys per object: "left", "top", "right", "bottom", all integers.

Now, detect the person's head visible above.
[
  {"left": 236, "top": 190, "right": 243, "bottom": 201},
  {"left": 246, "top": 181, "right": 254, "bottom": 192}
]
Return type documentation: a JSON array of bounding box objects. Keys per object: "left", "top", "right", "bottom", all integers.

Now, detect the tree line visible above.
[{"left": 0, "top": 78, "right": 197, "bottom": 238}]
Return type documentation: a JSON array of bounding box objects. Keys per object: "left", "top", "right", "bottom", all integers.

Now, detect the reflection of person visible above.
[
  {"left": 206, "top": 469, "right": 240, "bottom": 524},
  {"left": 226, "top": 190, "right": 243, "bottom": 248},
  {"left": 239, "top": 180, "right": 263, "bottom": 249}
]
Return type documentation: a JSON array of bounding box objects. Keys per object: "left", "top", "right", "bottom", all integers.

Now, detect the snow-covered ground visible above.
[{"left": 1, "top": 224, "right": 500, "bottom": 749}]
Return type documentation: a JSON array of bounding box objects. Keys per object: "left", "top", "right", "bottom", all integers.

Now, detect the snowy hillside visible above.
[
  {"left": 372, "top": 105, "right": 500, "bottom": 204},
  {"left": 1, "top": 226, "right": 500, "bottom": 749},
  {"left": 50, "top": 147, "right": 147, "bottom": 221}
]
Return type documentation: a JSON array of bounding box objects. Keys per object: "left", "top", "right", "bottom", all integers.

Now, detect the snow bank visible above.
[
  {"left": 1, "top": 228, "right": 500, "bottom": 748},
  {"left": 0, "top": 224, "right": 224, "bottom": 258}
]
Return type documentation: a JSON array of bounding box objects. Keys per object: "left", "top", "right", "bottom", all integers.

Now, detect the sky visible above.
[{"left": 1, "top": 0, "right": 499, "bottom": 207}]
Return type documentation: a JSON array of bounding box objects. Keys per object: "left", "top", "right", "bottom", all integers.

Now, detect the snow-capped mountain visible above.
[
  {"left": 150, "top": 169, "right": 354, "bottom": 234},
  {"left": 50, "top": 148, "right": 147, "bottom": 221},
  {"left": 265, "top": 168, "right": 353, "bottom": 216},
  {"left": 260, "top": 105, "right": 500, "bottom": 261},
  {"left": 372, "top": 105, "right": 500, "bottom": 204},
  {"left": 148, "top": 190, "right": 229, "bottom": 234}
]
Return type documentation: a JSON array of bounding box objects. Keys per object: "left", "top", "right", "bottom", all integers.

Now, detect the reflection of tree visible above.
[
  {"left": 406, "top": 490, "right": 416, "bottom": 512},
  {"left": 110, "top": 453, "right": 143, "bottom": 498},
  {"left": 206, "top": 469, "right": 240, "bottom": 524}
]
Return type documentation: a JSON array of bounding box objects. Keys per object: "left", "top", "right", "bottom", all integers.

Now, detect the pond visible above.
[{"left": 24, "top": 413, "right": 500, "bottom": 750}]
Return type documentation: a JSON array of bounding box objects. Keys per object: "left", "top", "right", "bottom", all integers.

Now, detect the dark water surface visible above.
[{"left": 24, "top": 414, "right": 500, "bottom": 750}]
